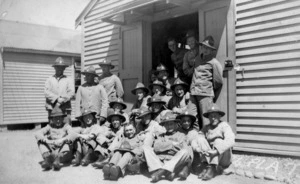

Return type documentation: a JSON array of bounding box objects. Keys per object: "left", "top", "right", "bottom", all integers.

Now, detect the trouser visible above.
[
  {"left": 143, "top": 146, "right": 191, "bottom": 173},
  {"left": 187, "top": 95, "right": 213, "bottom": 131},
  {"left": 196, "top": 137, "right": 232, "bottom": 167},
  {"left": 110, "top": 151, "right": 134, "bottom": 175},
  {"left": 47, "top": 110, "right": 72, "bottom": 125},
  {"left": 38, "top": 141, "right": 73, "bottom": 163}
]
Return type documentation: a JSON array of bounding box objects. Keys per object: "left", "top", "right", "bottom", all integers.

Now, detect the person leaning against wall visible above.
[
  {"left": 187, "top": 36, "right": 223, "bottom": 132},
  {"left": 44, "top": 57, "right": 75, "bottom": 125},
  {"left": 97, "top": 58, "right": 124, "bottom": 102}
]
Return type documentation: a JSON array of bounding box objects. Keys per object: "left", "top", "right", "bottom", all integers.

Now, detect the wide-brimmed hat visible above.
[
  {"left": 200, "top": 36, "right": 216, "bottom": 50},
  {"left": 76, "top": 109, "right": 97, "bottom": 120},
  {"left": 160, "top": 112, "right": 180, "bottom": 125},
  {"left": 52, "top": 57, "right": 69, "bottom": 67},
  {"left": 49, "top": 106, "right": 67, "bottom": 118},
  {"left": 109, "top": 98, "right": 127, "bottom": 110},
  {"left": 147, "top": 96, "right": 166, "bottom": 107},
  {"left": 107, "top": 111, "right": 126, "bottom": 123},
  {"left": 203, "top": 104, "right": 225, "bottom": 118},
  {"left": 99, "top": 58, "right": 115, "bottom": 69},
  {"left": 114, "top": 141, "right": 134, "bottom": 154},
  {"left": 148, "top": 80, "right": 167, "bottom": 93},
  {"left": 156, "top": 64, "right": 168, "bottom": 72},
  {"left": 137, "top": 107, "right": 153, "bottom": 119},
  {"left": 81, "top": 66, "right": 98, "bottom": 77},
  {"left": 131, "top": 82, "right": 149, "bottom": 95},
  {"left": 170, "top": 78, "right": 189, "bottom": 91},
  {"left": 176, "top": 111, "right": 196, "bottom": 124}
]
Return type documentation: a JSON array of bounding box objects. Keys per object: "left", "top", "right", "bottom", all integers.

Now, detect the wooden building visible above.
[
  {"left": 0, "top": 20, "right": 81, "bottom": 125},
  {"left": 76, "top": 0, "right": 300, "bottom": 156}
]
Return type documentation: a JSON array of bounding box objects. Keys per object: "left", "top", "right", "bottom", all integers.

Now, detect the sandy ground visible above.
[{"left": 0, "top": 130, "right": 282, "bottom": 184}]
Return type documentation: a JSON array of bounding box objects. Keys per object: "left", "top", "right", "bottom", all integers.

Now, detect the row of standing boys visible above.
[{"left": 36, "top": 31, "right": 235, "bottom": 182}]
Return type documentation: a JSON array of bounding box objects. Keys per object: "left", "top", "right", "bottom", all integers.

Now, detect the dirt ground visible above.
[{"left": 0, "top": 130, "right": 282, "bottom": 184}]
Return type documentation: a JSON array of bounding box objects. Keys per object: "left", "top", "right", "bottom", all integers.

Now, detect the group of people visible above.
[{"left": 35, "top": 33, "right": 235, "bottom": 182}]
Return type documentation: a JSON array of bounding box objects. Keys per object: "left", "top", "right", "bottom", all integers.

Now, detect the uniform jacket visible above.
[
  {"left": 136, "top": 120, "right": 166, "bottom": 140},
  {"left": 167, "top": 92, "right": 190, "bottom": 113},
  {"left": 108, "top": 126, "right": 124, "bottom": 151},
  {"left": 131, "top": 95, "right": 151, "bottom": 112},
  {"left": 35, "top": 123, "right": 74, "bottom": 141},
  {"left": 171, "top": 48, "right": 188, "bottom": 79},
  {"left": 183, "top": 48, "right": 199, "bottom": 78},
  {"left": 116, "top": 135, "right": 144, "bottom": 156},
  {"left": 73, "top": 124, "right": 109, "bottom": 145},
  {"left": 205, "top": 121, "right": 235, "bottom": 155},
  {"left": 190, "top": 54, "right": 223, "bottom": 101},
  {"left": 98, "top": 74, "right": 124, "bottom": 102},
  {"left": 75, "top": 83, "right": 109, "bottom": 118},
  {"left": 153, "top": 131, "right": 188, "bottom": 160},
  {"left": 44, "top": 75, "right": 75, "bottom": 111}
]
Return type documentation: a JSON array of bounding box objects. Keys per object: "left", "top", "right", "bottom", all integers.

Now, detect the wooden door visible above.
[
  {"left": 198, "top": 0, "right": 236, "bottom": 132},
  {"left": 119, "top": 22, "right": 143, "bottom": 104}
]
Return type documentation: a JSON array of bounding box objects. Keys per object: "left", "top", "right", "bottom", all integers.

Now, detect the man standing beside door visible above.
[{"left": 44, "top": 57, "right": 75, "bottom": 124}]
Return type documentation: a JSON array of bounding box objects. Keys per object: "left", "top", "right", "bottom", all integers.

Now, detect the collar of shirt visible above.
[{"left": 53, "top": 74, "right": 67, "bottom": 81}]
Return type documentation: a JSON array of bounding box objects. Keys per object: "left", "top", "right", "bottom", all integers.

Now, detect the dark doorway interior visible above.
[{"left": 151, "top": 13, "right": 198, "bottom": 78}]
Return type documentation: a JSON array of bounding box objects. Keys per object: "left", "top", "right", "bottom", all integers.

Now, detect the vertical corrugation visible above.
[
  {"left": 2, "top": 52, "right": 75, "bottom": 124},
  {"left": 235, "top": 0, "right": 300, "bottom": 156}
]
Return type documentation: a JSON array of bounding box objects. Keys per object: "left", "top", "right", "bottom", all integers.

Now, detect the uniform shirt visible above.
[
  {"left": 35, "top": 123, "right": 73, "bottom": 141},
  {"left": 131, "top": 95, "right": 151, "bottom": 110},
  {"left": 153, "top": 131, "right": 188, "bottom": 160},
  {"left": 162, "top": 78, "right": 176, "bottom": 96},
  {"left": 190, "top": 54, "right": 223, "bottom": 101},
  {"left": 73, "top": 124, "right": 109, "bottom": 145},
  {"left": 44, "top": 75, "right": 74, "bottom": 110},
  {"left": 116, "top": 135, "right": 144, "bottom": 156},
  {"left": 136, "top": 120, "right": 166, "bottom": 139},
  {"left": 183, "top": 48, "right": 199, "bottom": 83},
  {"left": 167, "top": 92, "right": 190, "bottom": 113},
  {"left": 99, "top": 74, "right": 124, "bottom": 102},
  {"left": 171, "top": 48, "right": 188, "bottom": 79},
  {"left": 205, "top": 121, "right": 235, "bottom": 155},
  {"left": 75, "top": 83, "right": 109, "bottom": 118},
  {"left": 108, "top": 126, "right": 124, "bottom": 152},
  {"left": 153, "top": 109, "right": 171, "bottom": 124}
]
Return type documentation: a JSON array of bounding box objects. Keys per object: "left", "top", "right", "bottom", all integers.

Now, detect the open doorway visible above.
[{"left": 151, "top": 13, "right": 198, "bottom": 79}]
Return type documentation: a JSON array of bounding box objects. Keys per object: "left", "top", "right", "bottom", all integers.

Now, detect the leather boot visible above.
[
  {"left": 41, "top": 152, "right": 52, "bottom": 170},
  {"left": 198, "top": 162, "right": 208, "bottom": 179},
  {"left": 151, "top": 169, "right": 166, "bottom": 183},
  {"left": 202, "top": 165, "right": 217, "bottom": 180},
  {"left": 178, "top": 165, "right": 189, "bottom": 180},
  {"left": 165, "top": 171, "right": 175, "bottom": 181},
  {"left": 81, "top": 148, "right": 93, "bottom": 166},
  {"left": 92, "top": 155, "right": 110, "bottom": 168},
  {"left": 53, "top": 154, "right": 62, "bottom": 171},
  {"left": 71, "top": 151, "right": 82, "bottom": 166},
  {"left": 91, "top": 154, "right": 106, "bottom": 168},
  {"left": 110, "top": 165, "right": 122, "bottom": 181},
  {"left": 103, "top": 163, "right": 113, "bottom": 180}
]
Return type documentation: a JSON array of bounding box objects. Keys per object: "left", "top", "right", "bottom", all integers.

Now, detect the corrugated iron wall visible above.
[
  {"left": 235, "top": 0, "right": 300, "bottom": 156},
  {"left": 83, "top": 0, "right": 135, "bottom": 75},
  {"left": 2, "top": 52, "right": 76, "bottom": 125}
]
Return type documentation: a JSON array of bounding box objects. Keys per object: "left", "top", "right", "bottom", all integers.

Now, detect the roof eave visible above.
[{"left": 75, "top": 0, "right": 99, "bottom": 28}]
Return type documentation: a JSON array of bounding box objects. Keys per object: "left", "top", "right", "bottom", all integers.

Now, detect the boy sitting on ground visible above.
[{"left": 35, "top": 106, "right": 74, "bottom": 171}]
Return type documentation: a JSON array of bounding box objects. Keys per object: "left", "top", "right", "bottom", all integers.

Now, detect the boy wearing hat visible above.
[
  {"left": 143, "top": 112, "right": 192, "bottom": 183},
  {"left": 188, "top": 35, "right": 223, "bottom": 132},
  {"left": 45, "top": 57, "right": 75, "bottom": 124},
  {"left": 103, "top": 122, "right": 144, "bottom": 180},
  {"left": 92, "top": 111, "right": 126, "bottom": 168},
  {"left": 155, "top": 64, "right": 175, "bottom": 96},
  {"left": 149, "top": 80, "right": 171, "bottom": 104},
  {"left": 136, "top": 107, "right": 166, "bottom": 146},
  {"left": 35, "top": 106, "right": 74, "bottom": 170},
  {"left": 183, "top": 30, "right": 200, "bottom": 85},
  {"left": 192, "top": 104, "right": 235, "bottom": 181},
  {"left": 167, "top": 37, "right": 188, "bottom": 82},
  {"left": 167, "top": 78, "right": 190, "bottom": 114},
  {"left": 176, "top": 111, "right": 199, "bottom": 180},
  {"left": 75, "top": 66, "right": 109, "bottom": 125},
  {"left": 98, "top": 58, "right": 124, "bottom": 102},
  {"left": 147, "top": 96, "right": 170, "bottom": 124},
  {"left": 109, "top": 98, "right": 129, "bottom": 123},
  {"left": 71, "top": 109, "right": 110, "bottom": 166},
  {"left": 131, "top": 82, "right": 151, "bottom": 112}
]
